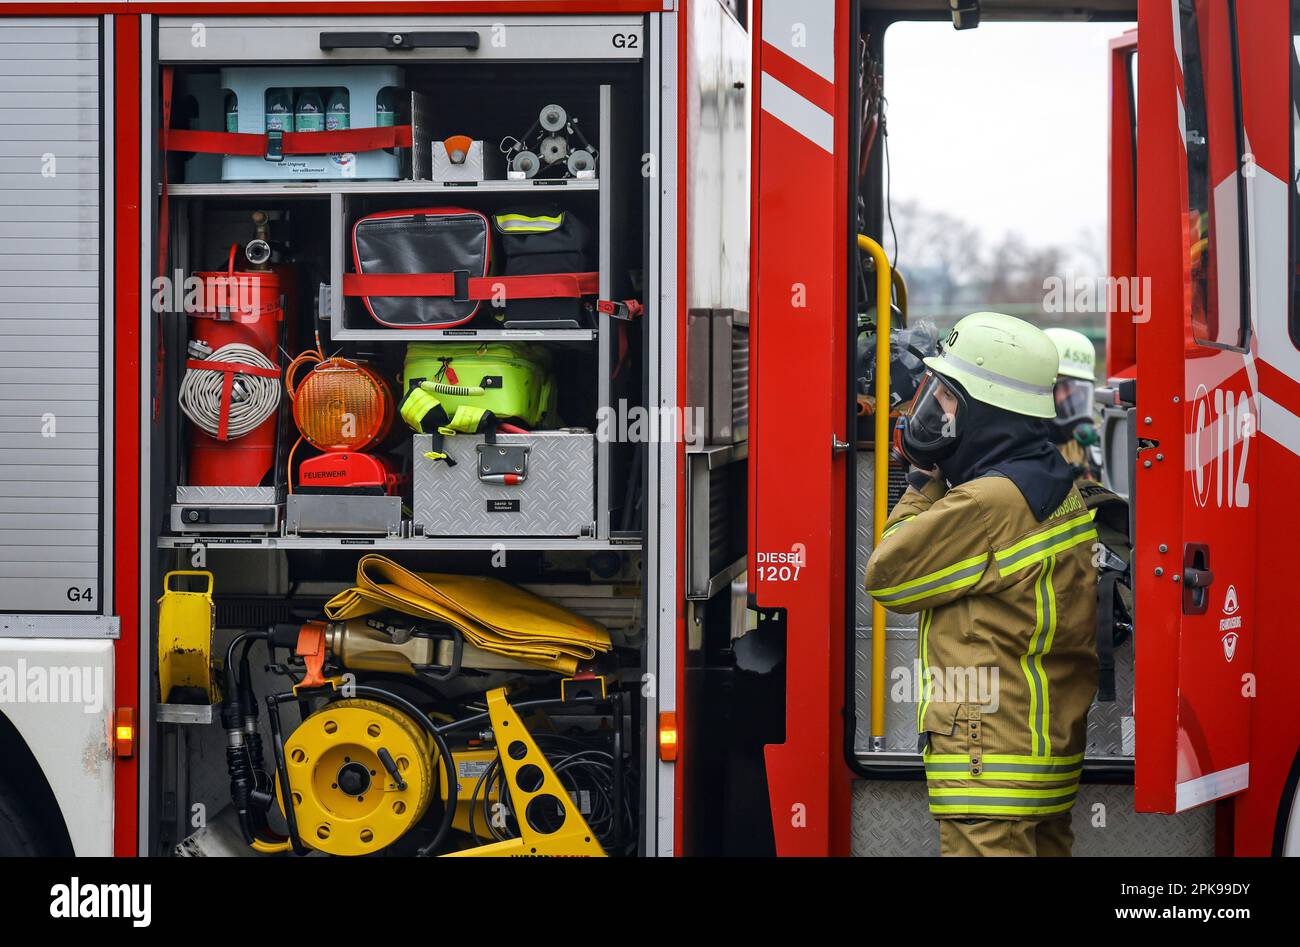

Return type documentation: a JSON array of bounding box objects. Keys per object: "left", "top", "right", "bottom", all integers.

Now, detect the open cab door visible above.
[
  {"left": 1132, "top": 0, "right": 1261, "bottom": 815},
  {"left": 747, "top": 0, "right": 854, "bottom": 855}
]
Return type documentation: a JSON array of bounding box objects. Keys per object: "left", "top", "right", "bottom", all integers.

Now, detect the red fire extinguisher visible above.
[{"left": 182, "top": 243, "right": 285, "bottom": 487}]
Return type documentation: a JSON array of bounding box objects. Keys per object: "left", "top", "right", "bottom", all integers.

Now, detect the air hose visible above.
[
  {"left": 179, "top": 341, "right": 281, "bottom": 439},
  {"left": 220, "top": 630, "right": 287, "bottom": 850}
]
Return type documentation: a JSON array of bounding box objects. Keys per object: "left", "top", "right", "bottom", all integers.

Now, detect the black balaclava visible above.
[
  {"left": 1045, "top": 418, "right": 1076, "bottom": 445},
  {"left": 938, "top": 381, "right": 1076, "bottom": 521}
]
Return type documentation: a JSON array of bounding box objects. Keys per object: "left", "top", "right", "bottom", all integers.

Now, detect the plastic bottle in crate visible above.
[
  {"left": 224, "top": 92, "right": 238, "bottom": 133},
  {"left": 265, "top": 88, "right": 294, "bottom": 132},
  {"left": 376, "top": 88, "right": 397, "bottom": 127},
  {"left": 326, "top": 89, "right": 350, "bottom": 130},
  {"left": 376, "top": 88, "right": 399, "bottom": 155},
  {"left": 295, "top": 89, "right": 324, "bottom": 132}
]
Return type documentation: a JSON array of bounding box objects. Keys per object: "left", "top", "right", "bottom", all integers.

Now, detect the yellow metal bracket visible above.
[
  {"left": 290, "top": 675, "right": 343, "bottom": 698},
  {"left": 443, "top": 687, "right": 606, "bottom": 857}
]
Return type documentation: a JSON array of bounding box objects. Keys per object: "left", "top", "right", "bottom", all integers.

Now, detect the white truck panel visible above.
[{"left": 0, "top": 637, "right": 115, "bottom": 856}]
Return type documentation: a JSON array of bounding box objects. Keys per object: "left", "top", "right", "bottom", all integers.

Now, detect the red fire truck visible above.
[
  {"left": 750, "top": 0, "right": 1300, "bottom": 857},
  {"left": 0, "top": 0, "right": 1295, "bottom": 859}
]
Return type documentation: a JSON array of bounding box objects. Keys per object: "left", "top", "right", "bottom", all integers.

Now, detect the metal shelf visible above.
[
  {"left": 157, "top": 535, "right": 642, "bottom": 552},
  {"left": 322, "top": 324, "right": 598, "bottom": 343},
  {"left": 166, "top": 178, "right": 600, "bottom": 197}
]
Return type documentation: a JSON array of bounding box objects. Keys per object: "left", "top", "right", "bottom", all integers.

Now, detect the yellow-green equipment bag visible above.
[{"left": 399, "top": 341, "right": 558, "bottom": 434}]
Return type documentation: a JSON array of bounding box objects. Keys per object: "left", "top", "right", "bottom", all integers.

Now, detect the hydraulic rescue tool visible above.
[{"left": 215, "top": 610, "right": 629, "bottom": 856}]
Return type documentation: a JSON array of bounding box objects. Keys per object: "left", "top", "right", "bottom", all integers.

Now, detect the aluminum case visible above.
[{"left": 412, "top": 431, "right": 594, "bottom": 537}]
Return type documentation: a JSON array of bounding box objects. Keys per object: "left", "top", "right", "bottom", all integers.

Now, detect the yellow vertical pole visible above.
[{"left": 856, "top": 234, "right": 890, "bottom": 750}]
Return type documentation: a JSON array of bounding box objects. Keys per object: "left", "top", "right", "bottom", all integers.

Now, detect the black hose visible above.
[
  {"left": 221, "top": 631, "right": 271, "bottom": 847},
  {"left": 223, "top": 630, "right": 266, "bottom": 703},
  {"left": 265, "top": 694, "right": 308, "bottom": 856}
]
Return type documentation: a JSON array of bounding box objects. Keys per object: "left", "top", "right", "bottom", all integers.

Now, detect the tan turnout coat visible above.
[{"left": 865, "top": 474, "right": 1099, "bottom": 820}]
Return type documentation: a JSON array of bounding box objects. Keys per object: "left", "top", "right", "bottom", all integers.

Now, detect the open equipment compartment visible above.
[{"left": 146, "top": 13, "right": 659, "bottom": 858}]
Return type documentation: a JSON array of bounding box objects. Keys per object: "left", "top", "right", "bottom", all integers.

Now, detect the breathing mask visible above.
[{"left": 893, "top": 370, "right": 967, "bottom": 469}]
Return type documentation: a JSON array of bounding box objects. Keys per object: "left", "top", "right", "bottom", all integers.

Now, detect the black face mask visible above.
[
  {"left": 1046, "top": 419, "right": 1075, "bottom": 445},
  {"left": 895, "top": 371, "right": 967, "bottom": 469},
  {"left": 938, "top": 394, "right": 1076, "bottom": 521}
]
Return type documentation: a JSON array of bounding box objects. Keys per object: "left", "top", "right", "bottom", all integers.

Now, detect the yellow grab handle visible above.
[
  {"left": 162, "top": 569, "right": 214, "bottom": 598},
  {"left": 857, "top": 234, "right": 891, "bottom": 750},
  {"left": 891, "top": 267, "right": 908, "bottom": 327}
]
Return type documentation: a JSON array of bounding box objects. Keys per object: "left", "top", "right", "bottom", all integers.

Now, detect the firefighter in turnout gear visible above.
[
  {"left": 866, "top": 312, "right": 1098, "bottom": 857},
  {"left": 1044, "top": 327, "right": 1101, "bottom": 483}
]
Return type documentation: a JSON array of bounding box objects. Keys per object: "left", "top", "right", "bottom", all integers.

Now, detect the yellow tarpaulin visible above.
[{"left": 324, "top": 555, "right": 611, "bottom": 675}]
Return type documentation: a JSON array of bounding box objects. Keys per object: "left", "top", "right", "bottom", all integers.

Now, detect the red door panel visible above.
[
  {"left": 1134, "top": 0, "right": 1256, "bottom": 815},
  {"left": 748, "top": 0, "right": 852, "bottom": 856}
]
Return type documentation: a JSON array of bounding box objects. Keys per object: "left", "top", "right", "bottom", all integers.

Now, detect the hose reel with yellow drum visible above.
[
  {"left": 277, "top": 698, "right": 434, "bottom": 856},
  {"left": 272, "top": 686, "right": 608, "bottom": 856}
]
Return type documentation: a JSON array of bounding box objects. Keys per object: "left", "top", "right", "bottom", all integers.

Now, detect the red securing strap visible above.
[
  {"left": 185, "top": 358, "right": 281, "bottom": 442},
  {"left": 155, "top": 66, "right": 176, "bottom": 423},
  {"left": 188, "top": 304, "right": 283, "bottom": 323},
  {"left": 343, "top": 271, "right": 600, "bottom": 300},
  {"left": 185, "top": 359, "right": 280, "bottom": 379},
  {"left": 165, "top": 125, "right": 414, "bottom": 157}
]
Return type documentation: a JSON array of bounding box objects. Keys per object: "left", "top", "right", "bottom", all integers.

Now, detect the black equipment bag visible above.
[
  {"left": 492, "top": 206, "right": 593, "bottom": 325},
  {"left": 351, "top": 206, "right": 491, "bottom": 328}
]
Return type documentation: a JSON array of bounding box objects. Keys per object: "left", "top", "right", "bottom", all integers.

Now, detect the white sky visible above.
[{"left": 883, "top": 21, "right": 1136, "bottom": 256}]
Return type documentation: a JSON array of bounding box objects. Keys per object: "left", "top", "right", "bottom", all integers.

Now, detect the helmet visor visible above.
[
  {"left": 1053, "top": 378, "right": 1095, "bottom": 428},
  {"left": 903, "top": 371, "right": 966, "bottom": 455}
]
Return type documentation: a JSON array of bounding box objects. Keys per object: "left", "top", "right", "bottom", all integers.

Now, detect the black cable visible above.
[
  {"left": 220, "top": 630, "right": 280, "bottom": 848},
  {"left": 433, "top": 694, "right": 599, "bottom": 736},
  {"left": 340, "top": 684, "right": 460, "bottom": 857},
  {"left": 236, "top": 636, "right": 273, "bottom": 793},
  {"left": 464, "top": 730, "right": 630, "bottom": 852},
  {"left": 223, "top": 630, "right": 264, "bottom": 703},
  {"left": 881, "top": 95, "right": 898, "bottom": 271},
  {"left": 265, "top": 695, "right": 308, "bottom": 855}
]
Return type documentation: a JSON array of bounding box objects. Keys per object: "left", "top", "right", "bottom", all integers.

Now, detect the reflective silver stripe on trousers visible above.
[
  {"left": 925, "top": 761, "right": 1082, "bottom": 775},
  {"left": 927, "top": 790, "right": 1078, "bottom": 808}
]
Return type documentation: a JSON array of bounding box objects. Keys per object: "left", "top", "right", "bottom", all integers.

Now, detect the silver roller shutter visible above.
[{"left": 0, "top": 17, "right": 104, "bottom": 614}]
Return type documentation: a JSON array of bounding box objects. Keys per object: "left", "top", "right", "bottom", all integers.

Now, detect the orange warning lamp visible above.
[
  {"left": 658, "top": 711, "right": 679, "bottom": 762},
  {"left": 115, "top": 707, "right": 136, "bottom": 758},
  {"left": 291, "top": 359, "right": 394, "bottom": 452}
]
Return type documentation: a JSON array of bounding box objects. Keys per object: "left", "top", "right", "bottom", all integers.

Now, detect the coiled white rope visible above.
[{"left": 179, "top": 342, "right": 281, "bottom": 439}]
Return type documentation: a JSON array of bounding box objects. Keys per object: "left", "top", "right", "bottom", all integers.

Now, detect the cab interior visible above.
[{"left": 842, "top": 0, "right": 1223, "bottom": 856}]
